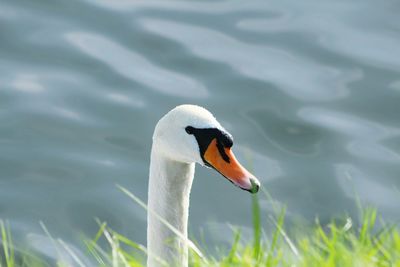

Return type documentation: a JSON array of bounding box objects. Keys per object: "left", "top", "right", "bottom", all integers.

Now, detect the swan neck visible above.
[{"left": 147, "top": 147, "right": 195, "bottom": 267}]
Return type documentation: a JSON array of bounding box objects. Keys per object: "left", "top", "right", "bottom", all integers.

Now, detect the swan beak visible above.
[{"left": 204, "top": 139, "right": 260, "bottom": 193}]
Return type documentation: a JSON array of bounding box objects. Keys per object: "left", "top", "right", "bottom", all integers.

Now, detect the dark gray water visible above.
[{"left": 1, "top": 0, "right": 400, "bottom": 259}]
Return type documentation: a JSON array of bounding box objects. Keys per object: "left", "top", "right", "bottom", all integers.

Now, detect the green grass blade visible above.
[
  {"left": 1, "top": 220, "right": 15, "bottom": 267},
  {"left": 252, "top": 194, "right": 261, "bottom": 261},
  {"left": 226, "top": 228, "right": 241, "bottom": 263}
]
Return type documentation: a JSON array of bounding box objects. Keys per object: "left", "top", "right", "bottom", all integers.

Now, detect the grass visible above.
[{"left": 1, "top": 187, "right": 400, "bottom": 267}]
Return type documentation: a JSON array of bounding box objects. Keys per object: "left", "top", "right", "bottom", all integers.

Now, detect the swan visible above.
[{"left": 147, "top": 104, "right": 260, "bottom": 267}]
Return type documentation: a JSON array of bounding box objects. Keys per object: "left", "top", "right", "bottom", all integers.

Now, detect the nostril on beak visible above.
[{"left": 250, "top": 178, "right": 260, "bottom": 194}]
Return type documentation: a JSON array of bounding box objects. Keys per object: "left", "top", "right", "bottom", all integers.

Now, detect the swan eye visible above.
[{"left": 185, "top": 126, "right": 194, "bottom": 134}]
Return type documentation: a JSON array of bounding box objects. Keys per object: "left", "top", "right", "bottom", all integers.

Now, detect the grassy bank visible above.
[{"left": 1, "top": 189, "right": 399, "bottom": 267}]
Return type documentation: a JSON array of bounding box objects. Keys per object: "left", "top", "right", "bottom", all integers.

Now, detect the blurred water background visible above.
[{"left": 1, "top": 0, "right": 400, "bottom": 259}]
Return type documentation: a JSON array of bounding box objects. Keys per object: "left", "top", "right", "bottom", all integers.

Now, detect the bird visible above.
[{"left": 147, "top": 104, "right": 260, "bottom": 267}]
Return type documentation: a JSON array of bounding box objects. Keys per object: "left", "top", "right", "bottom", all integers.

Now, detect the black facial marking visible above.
[{"left": 185, "top": 126, "right": 233, "bottom": 166}]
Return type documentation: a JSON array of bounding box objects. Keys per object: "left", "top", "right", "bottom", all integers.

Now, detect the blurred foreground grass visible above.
[{"left": 1, "top": 188, "right": 399, "bottom": 267}]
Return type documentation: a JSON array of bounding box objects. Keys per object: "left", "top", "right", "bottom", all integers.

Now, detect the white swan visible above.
[{"left": 147, "top": 105, "right": 260, "bottom": 267}]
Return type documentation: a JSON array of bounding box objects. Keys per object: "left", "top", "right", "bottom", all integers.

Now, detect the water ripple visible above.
[
  {"left": 11, "top": 74, "right": 45, "bottom": 93},
  {"left": 298, "top": 107, "right": 400, "bottom": 162},
  {"left": 237, "top": 1, "right": 400, "bottom": 71},
  {"left": 106, "top": 92, "right": 145, "bottom": 108},
  {"left": 141, "top": 18, "right": 359, "bottom": 101},
  {"left": 65, "top": 32, "right": 208, "bottom": 98},
  {"left": 83, "top": 0, "right": 270, "bottom": 14},
  {"left": 298, "top": 107, "right": 399, "bottom": 139},
  {"left": 336, "top": 164, "right": 400, "bottom": 208}
]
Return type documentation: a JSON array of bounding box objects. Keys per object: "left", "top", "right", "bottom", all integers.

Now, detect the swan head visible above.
[{"left": 153, "top": 104, "right": 260, "bottom": 193}]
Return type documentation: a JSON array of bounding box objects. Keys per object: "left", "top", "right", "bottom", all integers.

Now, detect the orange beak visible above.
[{"left": 204, "top": 139, "right": 260, "bottom": 193}]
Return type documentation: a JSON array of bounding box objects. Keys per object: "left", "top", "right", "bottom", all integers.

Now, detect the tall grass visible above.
[
  {"left": 0, "top": 221, "right": 50, "bottom": 267},
  {"left": 1, "top": 188, "right": 399, "bottom": 267}
]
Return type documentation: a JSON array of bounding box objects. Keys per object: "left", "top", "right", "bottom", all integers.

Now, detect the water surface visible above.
[{"left": 1, "top": 0, "right": 400, "bottom": 259}]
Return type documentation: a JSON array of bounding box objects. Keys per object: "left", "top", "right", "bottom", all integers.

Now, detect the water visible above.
[{"left": 1, "top": 0, "right": 400, "bottom": 258}]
